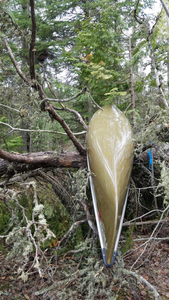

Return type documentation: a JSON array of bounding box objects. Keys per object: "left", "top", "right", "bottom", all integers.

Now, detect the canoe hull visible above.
[{"left": 87, "top": 106, "right": 134, "bottom": 266}]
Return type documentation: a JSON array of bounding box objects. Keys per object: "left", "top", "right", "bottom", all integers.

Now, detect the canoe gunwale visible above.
[{"left": 87, "top": 154, "right": 129, "bottom": 268}]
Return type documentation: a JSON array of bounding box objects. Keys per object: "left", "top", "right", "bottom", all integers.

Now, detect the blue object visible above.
[{"left": 149, "top": 149, "right": 153, "bottom": 170}]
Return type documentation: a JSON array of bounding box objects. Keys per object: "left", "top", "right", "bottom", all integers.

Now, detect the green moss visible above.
[
  {"left": 1, "top": 282, "right": 10, "bottom": 291},
  {"left": 121, "top": 227, "right": 134, "bottom": 255},
  {"left": 0, "top": 202, "right": 10, "bottom": 234}
]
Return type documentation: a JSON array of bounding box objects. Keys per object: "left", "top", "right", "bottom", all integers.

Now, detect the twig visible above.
[
  {"left": 3, "top": 38, "right": 31, "bottom": 86},
  {"left": 44, "top": 76, "right": 88, "bottom": 131},
  {"left": 61, "top": 106, "right": 88, "bottom": 131},
  {"left": 0, "top": 104, "right": 19, "bottom": 113},
  {"left": 54, "top": 219, "right": 87, "bottom": 264},
  {"left": 0, "top": 122, "right": 86, "bottom": 136},
  {"left": 123, "top": 218, "right": 167, "bottom": 227},
  {"left": 121, "top": 236, "right": 169, "bottom": 242},
  {"left": 41, "top": 87, "right": 87, "bottom": 104},
  {"left": 123, "top": 209, "right": 163, "bottom": 226},
  {"left": 41, "top": 101, "right": 86, "bottom": 156},
  {"left": 86, "top": 89, "right": 103, "bottom": 111}
]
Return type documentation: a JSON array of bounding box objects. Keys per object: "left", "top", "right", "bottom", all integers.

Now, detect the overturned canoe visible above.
[{"left": 87, "top": 105, "right": 134, "bottom": 267}]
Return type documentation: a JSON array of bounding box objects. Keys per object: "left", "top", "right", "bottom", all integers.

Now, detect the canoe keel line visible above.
[{"left": 87, "top": 106, "right": 134, "bottom": 267}]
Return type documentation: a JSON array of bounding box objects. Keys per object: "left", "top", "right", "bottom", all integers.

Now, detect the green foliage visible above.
[
  {"left": 121, "top": 227, "right": 134, "bottom": 255},
  {"left": 0, "top": 200, "right": 10, "bottom": 234},
  {"left": 1, "top": 135, "right": 24, "bottom": 151},
  {"left": 0, "top": 117, "right": 24, "bottom": 151}
]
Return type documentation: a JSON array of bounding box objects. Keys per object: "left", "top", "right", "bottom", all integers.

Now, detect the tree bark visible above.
[
  {"left": 129, "top": 35, "right": 135, "bottom": 120},
  {"left": 0, "top": 150, "right": 87, "bottom": 177}
]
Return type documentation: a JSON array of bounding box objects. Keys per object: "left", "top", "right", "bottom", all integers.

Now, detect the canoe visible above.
[{"left": 87, "top": 105, "right": 134, "bottom": 267}]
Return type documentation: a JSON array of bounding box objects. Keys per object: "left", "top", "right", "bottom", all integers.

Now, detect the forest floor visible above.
[{"left": 0, "top": 224, "right": 169, "bottom": 300}]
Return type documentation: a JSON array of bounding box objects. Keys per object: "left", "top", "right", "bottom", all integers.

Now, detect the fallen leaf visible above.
[
  {"left": 24, "top": 294, "right": 30, "bottom": 300},
  {"left": 143, "top": 275, "right": 149, "bottom": 281}
]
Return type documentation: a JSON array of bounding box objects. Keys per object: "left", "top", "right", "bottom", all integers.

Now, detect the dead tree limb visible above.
[
  {"left": 41, "top": 101, "right": 86, "bottom": 156},
  {"left": 0, "top": 150, "right": 87, "bottom": 177},
  {"left": 3, "top": 38, "right": 31, "bottom": 86}
]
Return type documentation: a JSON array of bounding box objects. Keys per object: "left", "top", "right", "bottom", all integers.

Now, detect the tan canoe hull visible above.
[{"left": 87, "top": 106, "right": 134, "bottom": 267}]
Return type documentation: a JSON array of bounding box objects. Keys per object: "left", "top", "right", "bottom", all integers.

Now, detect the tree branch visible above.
[
  {"left": 3, "top": 38, "right": 31, "bottom": 86},
  {"left": 3, "top": 25, "right": 86, "bottom": 155},
  {"left": 86, "top": 89, "right": 103, "bottom": 111},
  {"left": 43, "top": 79, "right": 88, "bottom": 130},
  {"left": 60, "top": 106, "right": 88, "bottom": 131},
  {"left": 41, "top": 101, "right": 87, "bottom": 156},
  {"left": 54, "top": 219, "right": 87, "bottom": 264},
  {"left": 3, "top": 37, "right": 45, "bottom": 99},
  {"left": 0, "top": 150, "right": 87, "bottom": 177},
  {"left": 0, "top": 122, "right": 86, "bottom": 135},
  {"left": 133, "top": 0, "right": 143, "bottom": 24},
  {"left": 0, "top": 104, "right": 19, "bottom": 113},
  {"left": 41, "top": 87, "right": 87, "bottom": 103}
]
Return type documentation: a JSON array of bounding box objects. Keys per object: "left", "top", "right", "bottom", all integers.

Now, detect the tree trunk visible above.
[
  {"left": 129, "top": 35, "right": 135, "bottom": 121},
  {"left": 147, "top": 34, "right": 168, "bottom": 108}
]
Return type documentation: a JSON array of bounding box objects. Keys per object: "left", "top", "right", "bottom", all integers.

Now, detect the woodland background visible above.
[{"left": 0, "top": 0, "right": 169, "bottom": 299}]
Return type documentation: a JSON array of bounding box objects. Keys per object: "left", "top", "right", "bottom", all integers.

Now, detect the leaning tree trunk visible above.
[{"left": 129, "top": 35, "right": 135, "bottom": 122}]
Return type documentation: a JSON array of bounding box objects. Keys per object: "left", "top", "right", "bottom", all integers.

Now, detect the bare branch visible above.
[
  {"left": 41, "top": 101, "right": 86, "bottom": 156},
  {"left": 41, "top": 87, "right": 87, "bottom": 104},
  {"left": 86, "top": 89, "right": 103, "bottom": 111},
  {"left": 54, "top": 219, "right": 87, "bottom": 263},
  {"left": 3, "top": 37, "right": 45, "bottom": 99},
  {"left": 123, "top": 218, "right": 167, "bottom": 227},
  {"left": 130, "top": 204, "right": 169, "bottom": 270},
  {"left": 61, "top": 106, "right": 88, "bottom": 131},
  {"left": 0, "top": 104, "right": 19, "bottom": 113},
  {"left": 0, "top": 122, "right": 86, "bottom": 136},
  {"left": 43, "top": 79, "right": 88, "bottom": 130},
  {"left": 3, "top": 38, "right": 31, "bottom": 86}
]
